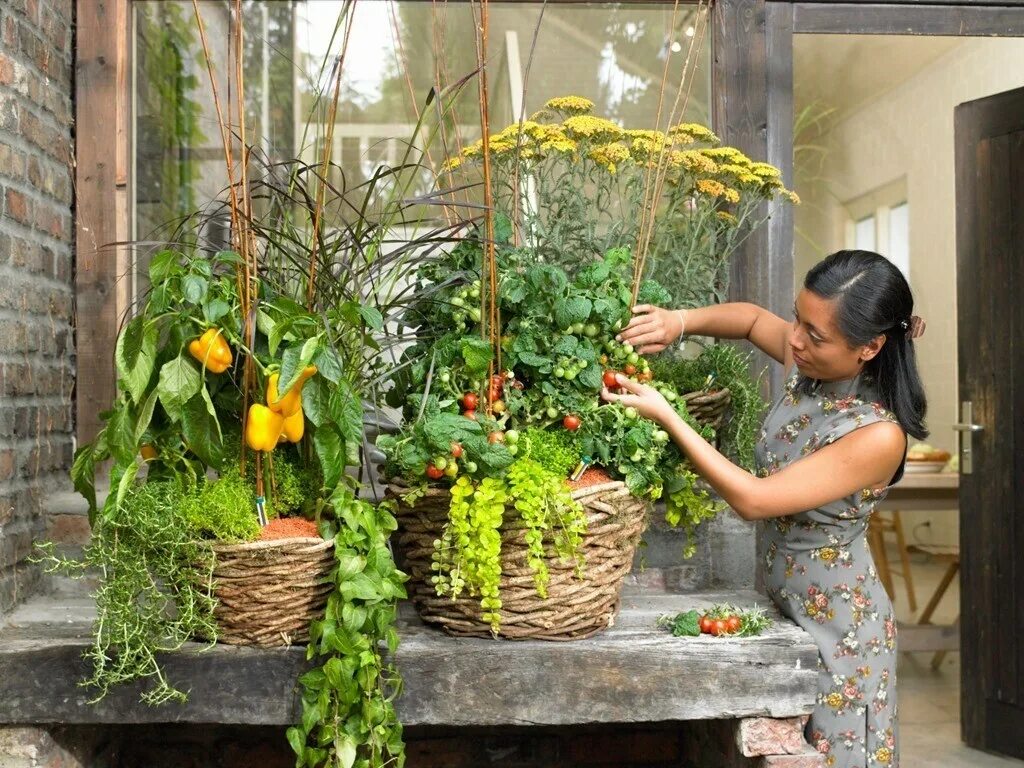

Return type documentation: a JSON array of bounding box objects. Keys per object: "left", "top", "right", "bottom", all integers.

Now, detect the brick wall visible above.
[{"left": 0, "top": 0, "right": 76, "bottom": 613}]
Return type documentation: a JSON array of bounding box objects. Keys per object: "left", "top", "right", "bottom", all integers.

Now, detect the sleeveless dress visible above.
[{"left": 756, "top": 368, "right": 903, "bottom": 768}]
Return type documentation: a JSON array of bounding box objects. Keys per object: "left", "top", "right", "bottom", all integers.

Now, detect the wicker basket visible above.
[
  {"left": 205, "top": 537, "right": 335, "bottom": 647},
  {"left": 681, "top": 387, "right": 731, "bottom": 434},
  {"left": 390, "top": 480, "right": 648, "bottom": 641}
]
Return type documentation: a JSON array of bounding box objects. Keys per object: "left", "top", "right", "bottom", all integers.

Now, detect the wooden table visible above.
[{"left": 876, "top": 472, "right": 960, "bottom": 655}]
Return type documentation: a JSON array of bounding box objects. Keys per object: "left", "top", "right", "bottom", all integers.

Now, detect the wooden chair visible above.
[
  {"left": 906, "top": 543, "right": 960, "bottom": 670},
  {"left": 867, "top": 510, "right": 917, "bottom": 611}
]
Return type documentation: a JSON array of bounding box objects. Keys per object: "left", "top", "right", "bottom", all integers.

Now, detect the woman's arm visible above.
[
  {"left": 602, "top": 375, "right": 906, "bottom": 520},
  {"left": 617, "top": 302, "right": 792, "bottom": 365}
]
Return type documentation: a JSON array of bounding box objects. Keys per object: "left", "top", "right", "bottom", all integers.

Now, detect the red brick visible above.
[
  {"left": 738, "top": 717, "right": 809, "bottom": 757},
  {"left": 0, "top": 53, "right": 14, "bottom": 85},
  {"left": 2, "top": 17, "right": 17, "bottom": 48},
  {"left": 0, "top": 448, "right": 14, "bottom": 481},
  {"left": 4, "top": 187, "right": 31, "bottom": 225}
]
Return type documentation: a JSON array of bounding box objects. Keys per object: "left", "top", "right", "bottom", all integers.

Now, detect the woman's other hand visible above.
[
  {"left": 601, "top": 373, "right": 674, "bottom": 424},
  {"left": 616, "top": 304, "right": 685, "bottom": 354}
]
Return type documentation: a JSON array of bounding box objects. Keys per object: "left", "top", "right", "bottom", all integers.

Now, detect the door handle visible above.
[{"left": 956, "top": 401, "right": 983, "bottom": 474}]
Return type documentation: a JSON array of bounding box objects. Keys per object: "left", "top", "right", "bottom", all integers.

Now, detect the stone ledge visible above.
[{"left": 0, "top": 590, "right": 818, "bottom": 727}]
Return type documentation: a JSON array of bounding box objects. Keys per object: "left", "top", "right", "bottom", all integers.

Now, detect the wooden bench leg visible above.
[
  {"left": 918, "top": 562, "right": 959, "bottom": 626},
  {"left": 932, "top": 615, "right": 960, "bottom": 670},
  {"left": 892, "top": 511, "right": 917, "bottom": 612}
]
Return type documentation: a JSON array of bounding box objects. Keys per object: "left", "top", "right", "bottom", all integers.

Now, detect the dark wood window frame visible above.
[{"left": 75, "top": 0, "right": 1024, "bottom": 442}]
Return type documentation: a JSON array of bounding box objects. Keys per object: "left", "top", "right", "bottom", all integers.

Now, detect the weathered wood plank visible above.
[
  {"left": 793, "top": 4, "right": 1024, "bottom": 35},
  {"left": 75, "top": 1, "right": 123, "bottom": 443},
  {"left": 0, "top": 592, "right": 818, "bottom": 726}
]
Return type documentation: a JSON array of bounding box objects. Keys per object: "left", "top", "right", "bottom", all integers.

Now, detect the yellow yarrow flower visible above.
[
  {"left": 461, "top": 140, "right": 483, "bottom": 158},
  {"left": 695, "top": 178, "right": 726, "bottom": 198},
  {"left": 672, "top": 150, "right": 718, "bottom": 174},
  {"left": 716, "top": 211, "right": 738, "bottom": 225},
  {"left": 545, "top": 95, "right": 594, "bottom": 114},
  {"left": 588, "top": 142, "right": 631, "bottom": 172},
  {"left": 750, "top": 161, "right": 782, "bottom": 179},
  {"left": 541, "top": 136, "right": 578, "bottom": 154},
  {"left": 562, "top": 115, "right": 623, "bottom": 141},
  {"left": 669, "top": 122, "right": 720, "bottom": 145},
  {"left": 441, "top": 156, "right": 463, "bottom": 172},
  {"left": 702, "top": 147, "right": 752, "bottom": 166},
  {"left": 784, "top": 189, "right": 801, "bottom": 205},
  {"left": 722, "top": 187, "right": 740, "bottom": 204}
]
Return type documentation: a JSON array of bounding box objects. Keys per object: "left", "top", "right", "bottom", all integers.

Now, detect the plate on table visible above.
[{"left": 904, "top": 460, "right": 948, "bottom": 474}]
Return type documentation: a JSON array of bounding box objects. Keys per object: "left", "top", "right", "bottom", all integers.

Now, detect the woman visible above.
[{"left": 606, "top": 250, "right": 927, "bottom": 768}]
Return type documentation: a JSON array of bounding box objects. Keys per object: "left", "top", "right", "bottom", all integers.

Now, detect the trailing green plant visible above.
[
  {"left": 35, "top": 480, "right": 218, "bottom": 706},
  {"left": 290, "top": 482, "right": 407, "bottom": 768},
  {"left": 508, "top": 458, "right": 587, "bottom": 597}
]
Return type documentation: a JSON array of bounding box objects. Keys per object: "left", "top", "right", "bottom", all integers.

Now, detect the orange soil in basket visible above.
[
  {"left": 568, "top": 466, "right": 613, "bottom": 490},
  {"left": 259, "top": 517, "right": 321, "bottom": 541}
]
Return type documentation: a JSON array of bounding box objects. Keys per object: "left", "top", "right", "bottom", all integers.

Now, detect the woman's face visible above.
[{"left": 789, "top": 289, "right": 883, "bottom": 381}]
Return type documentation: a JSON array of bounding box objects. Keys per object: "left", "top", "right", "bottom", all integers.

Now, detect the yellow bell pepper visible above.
[
  {"left": 140, "top": 444, "right": 158, "bottom": 461},
  {"left": 188, "top": 328, "right": 233, "bottom": 374},
  {"left": 245, "top": 404, "right": 284, "bottom": 452},
  {"left": 280, "top": 407, "right": 305, "bottom": 443},
  {"left": 266, "top": 365, "right": 317, "bottom": 417}
]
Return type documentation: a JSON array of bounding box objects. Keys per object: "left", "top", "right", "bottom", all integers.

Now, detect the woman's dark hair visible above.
[{"left": 803, "top": 249, "right": 928, "bottom": 440}]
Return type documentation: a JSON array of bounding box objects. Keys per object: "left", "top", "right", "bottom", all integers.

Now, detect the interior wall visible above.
[{"left": 794, "top": 36, "right": 1024, "bottom": 547}]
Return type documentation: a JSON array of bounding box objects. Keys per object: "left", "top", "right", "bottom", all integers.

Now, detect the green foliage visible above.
[
  {"left": 179, "top": 466, "right": 260, "bottom": 543},
  {"left": 656, "top": 609, "right": 701, "bottom": 637},
  {"left": 34, "top": 480, "right": 217, "bottom": 705},
  {"left": 291, "top": 484, "right": 408, "bottom": 768},
  {"left": 521, "top": 428, "right": 582, "bottom": 478},
  {"left": 664, "top": 467, "right": 723, "bottom": 559}
]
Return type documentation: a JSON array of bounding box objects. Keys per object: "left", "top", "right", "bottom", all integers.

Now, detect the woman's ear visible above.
[{"left": 858, "top": 334, "right": 886, "bottom": 363}]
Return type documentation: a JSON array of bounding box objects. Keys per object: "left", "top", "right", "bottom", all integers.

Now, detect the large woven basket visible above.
[
  {"left": 390, "top": 480, "right": 648, "bottom": 641},
  {"left": 206, "top": 537, "right": 334, "bottom": 647},
  {"left": 681, "top": 387, "right": 731, "bottom": 435}
]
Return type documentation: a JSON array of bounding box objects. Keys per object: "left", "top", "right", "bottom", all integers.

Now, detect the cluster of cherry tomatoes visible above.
[{"left": 699, "top": 613, "right": 743, "bottom": 636}]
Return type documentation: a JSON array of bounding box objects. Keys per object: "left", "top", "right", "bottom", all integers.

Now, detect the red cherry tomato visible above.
[
  {"left": 488, "top": 431, "right": 505, "bottom": 444},
  {"left": 603, "top": 370, "right": 620, "bottom": 388},
  {"left": 462, "top": 392, "right": 479, "bottom": 411},
  {"left": 563, "top": 414, "right": 581, "bottom": 431},
  {"left": 624, "top": 363, "right": 637, "bottom": 376},
  {"left": 712, "top": 619, "right": 728, "bottom": 637},
  {"left": 463, "top": 410, "right": 477, "bottom": 421},
  {"left": 425, "top": 465, "right": 444, "bottom": 480},
  {"left": 451, "top": 442, "right": 464, "bottom": 458},
  {"left": 726, "top": 615, "right": 742, "bottom": 634},
  {"left": 699, "top": 615, "right": 714, "bottom": 634}
]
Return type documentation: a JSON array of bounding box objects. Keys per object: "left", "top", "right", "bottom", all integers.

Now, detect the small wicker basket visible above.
[
  {"left": 681, "top": 387, "right": 731, "bottom": 434},
  {"left": 390, "top": 480, "right": 648, "bottom": 641},
  {"left": 205, "top": 537, "right": 334, "bottom": 647}
]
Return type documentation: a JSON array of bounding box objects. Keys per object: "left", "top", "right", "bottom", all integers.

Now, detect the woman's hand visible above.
[
  {"left": 600, "top": 373, "right": 674, "bottom": 424},
  {"left": 616, "top": 304, "right": 685, "bottom": 354}
]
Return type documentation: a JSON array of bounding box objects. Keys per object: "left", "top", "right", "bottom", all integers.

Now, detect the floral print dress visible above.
[{"left": 756, "top": 369, "right": 903, "bottom": 768}]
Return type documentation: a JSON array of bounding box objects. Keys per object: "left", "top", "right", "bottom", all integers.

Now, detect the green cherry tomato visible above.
[
  {"left": 507, "top": 444, "right": 519, "bottom": 456},
  {"left": 627, "top": 352, "right": 640, "bottom": 364},
  {"left": 464, "top": 460, "right": 478, "bottom": 474},
  {"left": 631, "top": 449, "right": 644, "bottom": 462},
  {"left": 444, "top": 463, "right": 459, "bottom": 478},
  {"left": 665, "top": 391, "right": 678, "bottom": 402},
  {"left": 468, "top": 308, "right": 482, "bottom": 323},
  {"left": 451, "top": 296, "right": 465, "bottom": 308},
  {"left": 470, "top": 287, "right": 481, "bottom": 299},
  {"left": 439, "top": 371, "right": 451, "bottom": 383},
  {"left": 584, "top": 323, "right": 599, "bottom": 337},
  {"left": 622, "top": 343, "right": 634, "bottom": 354},
  {"left": 505, "top": 429, "right": 520, "bottom": 444},
  {"left": 433, "top": 456, "right": 449, "bottom": 471},
  {"left": 546, "top": 406, "right": 559, "bottom": 419},
  {"left": 571, "top": 322, "right": 585, "bottom": 335},
  {"left": 624, "top": 406, "right": 638, "bottom": 420},
  {"left": 653, "top": 429, "right": 670, "bottom": 444},
  {"left": 554, "top": 366, "right": 566, "bottom": 378}
]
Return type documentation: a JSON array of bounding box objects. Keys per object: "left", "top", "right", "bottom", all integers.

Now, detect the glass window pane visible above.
[
  {"left": 854, "top": 215, "right": 875, "bottom": 251},
  {"left": 132, "top": 1, "right": 712, "bottom": 292},
  {"left": 888, "top": 201, "right": 910, "bottom": 280}
]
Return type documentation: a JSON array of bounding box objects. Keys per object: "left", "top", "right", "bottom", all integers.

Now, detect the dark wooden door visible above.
[{"left": 955, "top": 85, "right": 1024, "bottom": 759}]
